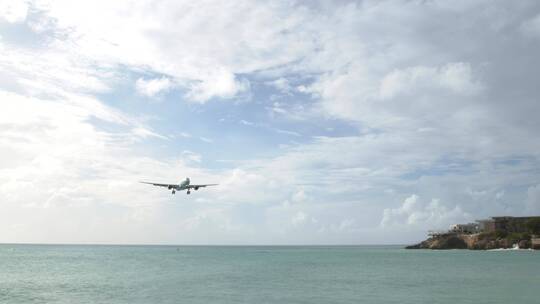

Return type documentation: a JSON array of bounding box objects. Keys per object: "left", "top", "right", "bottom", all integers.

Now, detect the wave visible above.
[{"left": 488, "top": 244, "right": 534, "bottom": 252}]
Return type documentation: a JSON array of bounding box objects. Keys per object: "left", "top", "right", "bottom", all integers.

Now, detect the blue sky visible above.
[{"left": 1, "top": 0, "right": 540, "bottom": 244}]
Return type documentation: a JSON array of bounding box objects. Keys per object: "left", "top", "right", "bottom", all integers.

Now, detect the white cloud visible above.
[
  {"left": 335, "top": 218, "right": 356, "bottom": 232},
  {"left": 240, "top": 119, "right": 254, "bottom": 126},
  {"left": 131, "top": 126, "right": 168, "bottom": 140},
  {"left": 199, "top": 136, "right": 213, "bottom": 143},
  {"left": 0, "top": 47, "right": 110, "bottom": 95},
  {"left": 291, "top": 188, "right": 307, "bottom": 203},
  {"left": 379, "top": 63, "right": 482, "bottom": 99},
  {"left": 0, "top": 88, "right": 203, "bottom": 243},
  {"left": 177, "top": 133, "right": 213, "bottom": 144},
  {"left": 0, "top": 0, "right": 29, "bottom": 23},
  {"left": 380, "top": 195, "right": 471, "bottom": 229},
  {"left": 526, "top": 184, "right": 540, "bottom": 214},
  {"left": 266, "top": 77, "right": 291, "bottom": 94},
  {"left": 186, "top": 69, "right": 250, "bottom": 103},
  {"left": 135, "top": 77, "right": 173, "bottom": 97},
  {"left": 179, "top": 207, "right": 243, "bottom": 235},
  {"left": 291, "top": 211, "right": 316, "bottom": 227},
  {"left": 291, "top": 211, "right": 307, "bottom": 226},
  {"left": 182, "top": 150, "right": 202, "bottom": 163},
  {"left": 178, "top": 132, "right": 192, "bottom": 138},
  {"left": 308, "top": 60, "right": 485, "bottom": 130},
  {"left": 29, "top": 0, "right": 313, "bottom": 103},
  {"left": 215, "top": 168, "right": 281, "bottom": 205},
  {"left": 274, "top": 129, "right": 301, "bottom": 137},
  {"left": 2, "top": 0, "right": 540, "bottom": 244},
  {"left": 438, "top": 63, "right": 483, "bottom": 95},
  {"left": 520, "top": 14, "right": 540, "bottom": 38}
]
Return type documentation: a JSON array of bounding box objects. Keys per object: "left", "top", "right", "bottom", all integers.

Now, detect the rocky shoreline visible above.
[{"left": 406, "top": 232, "right": 537, "bottom": 250}]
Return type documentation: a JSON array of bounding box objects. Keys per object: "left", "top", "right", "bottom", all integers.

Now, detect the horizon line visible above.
[{"left": 0, "top": 242, "right": 408, "bottom": 247}]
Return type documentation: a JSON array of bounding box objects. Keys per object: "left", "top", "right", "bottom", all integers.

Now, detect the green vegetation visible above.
[
  {"left": 478, "top": 232, "right": 493, "bottom": 240},
  {"left": 507, "top": 232, "right": 531, "bottom": 243},
  {"left": 494, "top": 230, "right": 508, "bottom": 239},
  {"left": 526, "top": 218, "right": 540, "bottom": 234},
  {"left": 478, "top": 231, "right": 530, "bottom": 241}
]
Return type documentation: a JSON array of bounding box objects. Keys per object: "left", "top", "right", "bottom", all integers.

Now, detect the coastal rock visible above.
[
  {"left": 405, "top": 241, "right": 430, "bottom": 249},
  {"left": 405, "top": 234, "right": 467, "bottom": 250},
  {"left": 429, "top": 235, "right": 468, "bottom": 249},
  {"left": 518, "top": 240, "right": 531, "bottom": 249},
  {"left": 406, "top": 233, "right": 535, "bottom": 250}
]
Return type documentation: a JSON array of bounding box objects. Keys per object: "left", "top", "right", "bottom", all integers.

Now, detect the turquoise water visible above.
[{"left": 0, "top": 245, "right": 538, "bottom": 303}]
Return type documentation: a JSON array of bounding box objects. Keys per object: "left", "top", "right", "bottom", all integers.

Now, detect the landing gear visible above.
[
  {"left": 172, "top": 190, "right": 176, "bottom": 195},
  {"left": 187, "top": 190, "right": 191, "bottom": 195}
]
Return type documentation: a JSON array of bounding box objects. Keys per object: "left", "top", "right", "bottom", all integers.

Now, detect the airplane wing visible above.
[
  {"left": 187, "top": 184, "right": 218, "bottom": 189},
  {"left": 140, "top": 181, "right": 176, "bottom": 188}
]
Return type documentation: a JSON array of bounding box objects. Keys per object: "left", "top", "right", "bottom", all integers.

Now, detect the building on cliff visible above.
[
  {"left": 450, "top": 223, "right": 479, "bottom": 234},
  {"left": 475, "top": 216, "right": 540, "bottom": 233},
  {"left": 476, "top": 219, "right": 494, "bottom": 232},
  {"left": 409, "top": 216, "right": 540, "bottom": 250}
]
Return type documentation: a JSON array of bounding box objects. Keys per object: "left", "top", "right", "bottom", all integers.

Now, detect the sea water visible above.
[{"left": 0, "top": 245, "right": 538, "bottom": 304}]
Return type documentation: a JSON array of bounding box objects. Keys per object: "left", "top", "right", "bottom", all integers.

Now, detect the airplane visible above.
[{"left": 140, "top": 177, "right": 218, "bottom": 195}]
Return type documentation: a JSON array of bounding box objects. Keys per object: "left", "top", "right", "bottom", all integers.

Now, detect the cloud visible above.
[
  {"left": 185, "top": 69, "right": 250, "bottom": 103},
  {"left": 291, "top": 211, "right": 307, "bottom": 226},
  {"left": 131, "top": 126, "right": 168, "bottom": 140},
  {"left": 380, "top": 195, "right": 471, "bottom": 229},
  {"left": 379, "top": 63, "right": 482, "bottom": 99},
  {"left": 179, "top": 207, "right": 242, "bottom": 235},
  {"left": 135, "top": 77, "right": 173, "bottom": 97},
  {"left": 526, "top": 184, "right": 540, "bottom": 214},
  {"left": 199, "top": 136, "right": 213, "bottom": 143},
  {"left": 238, "top": 119, "right": 302, "bottom": 137},
  {"left": 2, "top": 0, "right": 540, "bottom": 244},
  {"left": 520, "top": 13, "right": 540, "bottom": 38},
  {"left": 240, "top": 119, "right": 254, "bottom": 126},
  {"left": 291, "top": 211, "right": 316, "bottom": 226},
  {"left": 182, "top": 150, "right": 202, "bottom": 163},
  {"left": 291, "top": 188, "right": 307, "bottom": 203},
  {"left": 215, "top": 168, "right": 281, "bottom": 205},
  {"left": 0, "top": 42, "right": 112, "bottom": 94},
  {"left": 28, "top": 0, "right": 313, "bottom": 103},
  {"left": 178, "top": 132, "right": 192, "bottom": 138},
  {"left": 0, "top": 0, "right": 29, "bottom": 23},
  {"left": 308, "top": 60, "right": 485, "bottom": 130},
  {"left": 274, "top": 129, "right": 301, "bottom": 137},
  {"left": 266, "top": 77, "right": 292, "bottom": 94},
  {"left": 0, "top": 88, "right": 200, "bottom": 243}
]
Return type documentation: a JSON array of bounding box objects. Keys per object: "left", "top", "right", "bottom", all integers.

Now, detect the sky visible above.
[{"left": 1, "top": 0, "right": 540, "bottom": 245}]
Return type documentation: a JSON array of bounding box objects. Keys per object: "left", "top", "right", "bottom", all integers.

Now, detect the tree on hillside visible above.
[{"left": 526, "top": 218, "right": 540, "bottom": 235}]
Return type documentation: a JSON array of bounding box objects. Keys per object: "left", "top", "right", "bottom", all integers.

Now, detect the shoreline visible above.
[{"left": 406, "top": 232, "right": 540, "bottom": 250}]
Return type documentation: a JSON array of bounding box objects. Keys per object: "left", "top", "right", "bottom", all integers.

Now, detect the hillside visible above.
[{"left": 406, "top": 232, "right": 536, "bottom": 250}]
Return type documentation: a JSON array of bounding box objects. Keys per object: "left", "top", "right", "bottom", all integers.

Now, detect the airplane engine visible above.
[
  {"left": 168, "top": 185, "right": 172, "bottom": 190},
  {"left": 194, "top": 187, "right": 199, "bottom": 191}
]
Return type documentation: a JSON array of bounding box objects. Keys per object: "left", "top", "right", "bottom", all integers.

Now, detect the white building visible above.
[{"left": 449, "top": 223, "right": 479, "bottom": 234}]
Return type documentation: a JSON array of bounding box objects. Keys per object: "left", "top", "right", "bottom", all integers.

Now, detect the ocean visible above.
[{"left": 0, "top": 245, "right": 538, "bottom": 303}]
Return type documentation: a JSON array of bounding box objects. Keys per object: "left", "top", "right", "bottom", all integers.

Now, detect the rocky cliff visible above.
[{"left": 406, "top": 233, "right": 534, "bottom": 250}]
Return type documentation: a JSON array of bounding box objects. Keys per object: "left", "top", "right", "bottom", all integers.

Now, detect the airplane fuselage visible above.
[
  {"left": 168, "top": 178, "right": 190, "bottom": 190},
  {"left": 168, "top": 178, "right": 203, "bottom": 194}
]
